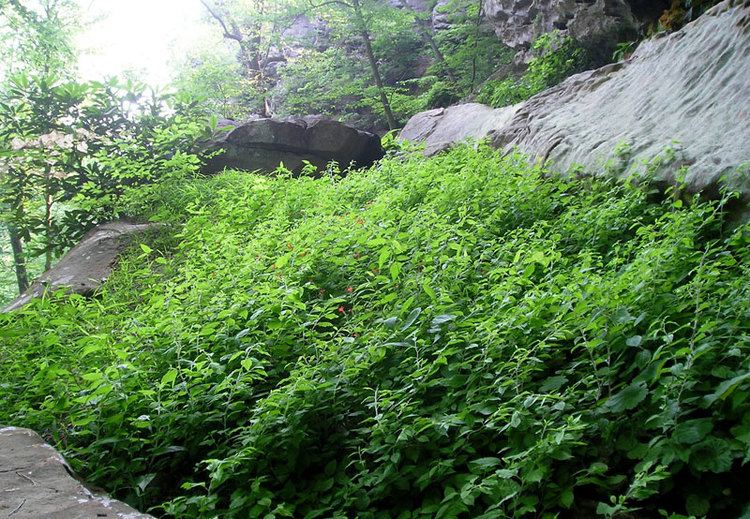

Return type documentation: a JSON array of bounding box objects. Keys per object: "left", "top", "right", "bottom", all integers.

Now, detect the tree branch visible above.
[
  {"left": 200, "top": 0, "right": 242, "bottom": 42},
  {"left": 307, "top": 0, "right": 353, "bottom": 11}
]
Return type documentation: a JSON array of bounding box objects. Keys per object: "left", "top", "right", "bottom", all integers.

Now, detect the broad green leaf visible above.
[
  {"left": 605, "top": 381, "right": 648, "bottom": 413},
  {"left": 704, "top": 372, "right": 750, "bottom": 405},
  {"left": 400, "top": 307, "right": 422, "bottom": 331},
  {"left": 689, "top": 437, "right": 734, "bottom": 473},
  {"left": 469, "top": 457, "right": 502, "bottom": 473},
  {"left": 686, "top": 495, "right": 710, "bottom": 517},
  {"left": 430, "top": 314, "right": 456, "bottom": 327},
  {"left": 422, "top": 280, "right": 436, "bottom": 299},
  {"left": 275, "top": 254, "right": 290, "bottom": 269},
  {"left": 626, "top": 335, "right": 643, "bottom": 347},
  {"left": 673, "top": 418, "right": 713, "bottom": 445},
  {"left": 390, "top": 261, "right": 402, "bottom": 281},
  {"left": 161, "top": 368, "right": 178, "bottom": 386}
]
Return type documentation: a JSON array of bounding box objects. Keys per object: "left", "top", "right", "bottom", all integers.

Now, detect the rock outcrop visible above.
[
  {"left": 400, "top": 103, "right": 521, "bottom": 156},
  {"left": 401, "top": 0, "right": 750, "bottom": 200},
  {"left": 3, "top": 221, "right": 155, "bottom": 312},
  {"left": 202, "top": 116, "right": 384, "bottom": 174},
  {"left": 483, "top": 0, "right": 634, "bottom": 63},
  {"left": 481, "top": 0, "right": 670, "bottom": 64},
  {"left": 0, "top": 427, "right": 152, "bottom": 518}
]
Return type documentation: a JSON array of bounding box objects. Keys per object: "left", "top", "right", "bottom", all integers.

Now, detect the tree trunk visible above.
[
  {"left": 352, "top": 0, "right": 398, "bottom": 130},
  {"left": 7, "top": 224, "right": 29, "bottom": 294},
  {"left": 393, "top": 0, "right": 458, "bottom": 84},
  {"left": 470, "top": 0, "right": 484, "bottom": 92},
  {"left": 422, "top": 21, "right": 458, "bottom": 84},
  {"left": 44, "top": 166, "right": 53, "bottom": 271},
  {"left": 202, "top": 0, "right": 273, "bottom": 118}
]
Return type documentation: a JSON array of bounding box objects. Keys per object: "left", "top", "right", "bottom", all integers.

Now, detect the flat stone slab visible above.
[
  {"left": 0, "top": 427, "right": 152, "bottom": 518},
  {"left": 3, "top": 221, "right": 156, "bottom": 312}
]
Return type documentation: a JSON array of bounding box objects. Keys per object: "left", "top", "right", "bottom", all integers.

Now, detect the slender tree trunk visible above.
[
  {"left": 44, "top": 166, "right": 53, "bottom": 270},
  {"left": 470, "top": 0, "right": 484, "bottom": 92},
  {"left": 352, "top": 0, "right": 398, "bottom": 130},
  {"left": 393, "top": 0, "right": 458, "bottom": 84},
  {"left": 201, "top": 1, "right": 274, "bottom": 118},
  {"left": 7, "top": 224, "right": 29, "bottom": 294},
  {"left": 421, "top": 22, "right": 458, "bottom": 84}
]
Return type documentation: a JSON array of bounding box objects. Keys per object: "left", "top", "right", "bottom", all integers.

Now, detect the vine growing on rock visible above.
[{"left": 477, "top": 31, "right": 586, "bottom": 108}]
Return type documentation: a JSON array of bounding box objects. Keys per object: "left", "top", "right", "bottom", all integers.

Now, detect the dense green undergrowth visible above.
[{"left": 1, "top": 146, "right": 750, "bottom": 518}]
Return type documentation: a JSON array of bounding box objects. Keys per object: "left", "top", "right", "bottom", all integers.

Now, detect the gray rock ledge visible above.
[{"left": 0, "top": 427, "right": 152, "bottom": 518}]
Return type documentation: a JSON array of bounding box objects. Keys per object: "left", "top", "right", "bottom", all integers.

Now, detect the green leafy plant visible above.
[
  {"left": 478, "top": 31, "right": 586, "bottom": 108},
  {"left": 612, "top": 41, "right": 637, "bottom": 62},
  {"left": 0, "top": 74, "right": 207, "bottom": 300},
  {"left": 1, "top": 145, "right": 750, "bottom": 518}
]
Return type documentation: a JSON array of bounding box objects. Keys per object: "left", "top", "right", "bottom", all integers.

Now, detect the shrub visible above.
[
  {"left": 1, "top": 145, "right": 749, "bottom": 518},
  {"left": 478, "top": 31, "right": 586, "bottom": 108}
]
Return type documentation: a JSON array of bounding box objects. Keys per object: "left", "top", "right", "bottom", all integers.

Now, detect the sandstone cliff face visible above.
[
  {"left": 482, "top": 0, "right": 669, "bottom": 64},
  {"left": 401, "top": 0, "right": 750, "bottom": 201}
]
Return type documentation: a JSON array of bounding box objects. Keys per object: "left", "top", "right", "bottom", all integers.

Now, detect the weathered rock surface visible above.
[
  {"left": 3, "top": 221, "right": 155, "bottom": 312},
  {"left": 400, "top": 103, "right": 521, "bottom": 156},
  {"left": 482, "top": 0, "right": 645, "bottom": 63},
  {"left": 401, "top": 0, "right": 750, "bottom": 200},
  {"left": 0, "top": 427, "right": 152, "bottom": 518},
  {"left": 202, "top": 116, "right": 384, "bottom": 174}
]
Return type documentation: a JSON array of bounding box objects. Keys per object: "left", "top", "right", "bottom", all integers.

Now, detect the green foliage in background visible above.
[
  {"left": 2, "top": 145, "right": 750, "bottom": 517},
  {"left": 171, "top": 46, "right": 253, "bottom": 121},
  {"left": 432, "top": 0, "right": 513, "bottom": 94},
  {"left": 0, "top": 0, "right": 79, "bottom": 80},
  {"left": 275, "top": 48, "right": 427, "bottom": 130},
  {"left": 274, "top": 48, "right": 369, "bottom": 123},
  {"left": 0, "top": 73, "right": 207, "bottom": 301},
  {"left": 193, "top": 0, "right": 514, "bottom": 129},
  {"left": 478, "top": 31, "right": 586, "bottom": 108}
]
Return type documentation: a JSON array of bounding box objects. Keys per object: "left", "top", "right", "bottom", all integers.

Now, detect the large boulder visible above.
[
  {"left": 3, "top": 221, "right": 155, "bottom": 312},
  {"left": 0, "top": 427, "right": 152, "bottom": 518},
  {"left": 401, "top": 0, "right": 750, "bottom": 200},
  {"left": 202, "top": 116, "right": 384, "bottom": 174},
  {"left": 400, "top": 103, "right": 521, "bottom": 156}
]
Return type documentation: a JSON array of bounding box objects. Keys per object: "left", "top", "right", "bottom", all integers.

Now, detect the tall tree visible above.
[
  {"left": 392, "top": 0, "right": 457, "bottom": 85},
  {"left": 0, "top": 0, "right": 78, "bottom": 294},
  {"left": 199, "top": 0, "right": 295, "bottom": 117},
  {"left": 308, "top": 0, "right": 399, "bottom": 130},
  {"left": 0, "top": 0, "right": 78, "bottom": 79}
]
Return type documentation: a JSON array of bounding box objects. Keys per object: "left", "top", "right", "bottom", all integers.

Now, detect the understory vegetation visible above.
[
  {"left": 477, "top": 32, "right": 586, "bottom": 108},
  {"left": 2, "top": 145, "right": 749, "bottom": 518}
]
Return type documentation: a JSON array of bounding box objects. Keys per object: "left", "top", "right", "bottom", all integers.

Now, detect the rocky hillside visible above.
[
  {"left": 402, "top": 0, "right": 750, "bottom": 204},
  {"left": 1, "top": 0, "right": 748, "bottom": 518},
  {"left": 183, "top": 0, "right": 717, "bottom": 132}
]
